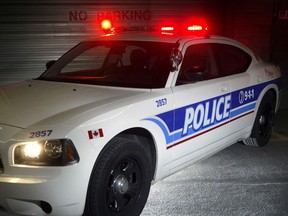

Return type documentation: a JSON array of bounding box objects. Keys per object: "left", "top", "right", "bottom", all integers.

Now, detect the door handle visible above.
[{"left": 220, "top": 84, "right": 229, "bottom": 93}]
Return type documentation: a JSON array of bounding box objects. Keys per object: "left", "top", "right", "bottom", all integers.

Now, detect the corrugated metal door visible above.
[{"left": 0, "top": 0, "right": 225, "bottom": 85}]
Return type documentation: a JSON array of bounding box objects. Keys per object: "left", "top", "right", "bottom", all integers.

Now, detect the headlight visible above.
[{"left": 13, "top": 139, "right": 79, "bottom": 166}]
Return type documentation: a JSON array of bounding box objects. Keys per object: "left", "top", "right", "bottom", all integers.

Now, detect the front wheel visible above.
[
  {"left": 84, "top": 136, "right": 153, "bottom": 216},
  {"left": 243, "top": 91, "right": 276, "bottom": 147}
]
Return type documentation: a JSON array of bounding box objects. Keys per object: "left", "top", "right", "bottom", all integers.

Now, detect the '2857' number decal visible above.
[
  {"left": 156, "top": 98, "right": 167, "bottom": 107},
  {"left": 29, "top": 130, "right": 53, "bottom": 138}
]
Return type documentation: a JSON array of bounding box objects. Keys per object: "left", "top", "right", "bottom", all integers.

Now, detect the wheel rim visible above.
[
  {"left": 258, "top": 104, "right": 273, "bottom": 139},
  {"left": 107, "top": 157, "right": 141, "bottom": 213}
]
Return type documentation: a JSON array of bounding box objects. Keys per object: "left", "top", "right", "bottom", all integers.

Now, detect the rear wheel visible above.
[
  {"left": 243, "top": 91, "right": 276, "bottom": 147},
  {"left": 84, "top": 136, "right": 153, "bottom": 216}
]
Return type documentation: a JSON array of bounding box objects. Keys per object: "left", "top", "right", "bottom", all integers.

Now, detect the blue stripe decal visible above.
[
  {"left": 144, "top": 78, "right": 281, "bottom": 147},
  {"left": 230, "top": 102, "right": 256, "bottom": 119},
  {"left": 145, "top": 117, "right": 174, "bottom": 144}
]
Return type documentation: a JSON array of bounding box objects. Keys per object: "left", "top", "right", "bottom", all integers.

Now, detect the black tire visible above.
[
  {"left": 243, "top": 91, "right": 276, "bottom": 147},
  {"left": 84, "top": 136, "right": 153, "bottom": 216}
]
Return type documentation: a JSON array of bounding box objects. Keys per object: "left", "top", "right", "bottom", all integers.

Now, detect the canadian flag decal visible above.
[{"left": 88, "top": 129, "right": 104, "bottom": 139}]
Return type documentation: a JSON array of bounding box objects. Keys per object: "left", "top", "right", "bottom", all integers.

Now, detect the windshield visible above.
[{"left": 39, "top": 41, "right": 175, "bottom": 88}]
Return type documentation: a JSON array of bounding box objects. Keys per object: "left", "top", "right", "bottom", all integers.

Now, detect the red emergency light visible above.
[
  {"left": 160, "top": 26, "right": 175, "bottom": 35},
  {"left": 101, "top": 19, "right": 113, "bottom": 34},
  {"left": 161, "top": 26, "right": 174, "bottom": 31},
  {"left": 101, "top": 19, "right": 112, "bottom": 30},
  {"left": 187, "top": 25, "right": 205, "bottom": 31}
]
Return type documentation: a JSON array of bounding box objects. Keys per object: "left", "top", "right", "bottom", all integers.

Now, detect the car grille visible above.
[{"left": 0, "top": 158, "right": 4, "bottom": 174}]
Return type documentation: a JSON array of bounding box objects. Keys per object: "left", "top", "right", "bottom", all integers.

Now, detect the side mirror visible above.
[
  {"left": 46, "top": 60, "right": 56, "bottom": 69},
  {"left": 170, "top": 48, "right": 183, "bottom": 72}
]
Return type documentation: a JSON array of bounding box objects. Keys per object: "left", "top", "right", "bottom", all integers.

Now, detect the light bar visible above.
[
  {"left": 99, "top": 19, "right": 208, "bottom": 36},
  {"left": 160, "top": 22, "right": 208, "bottom": 35}
]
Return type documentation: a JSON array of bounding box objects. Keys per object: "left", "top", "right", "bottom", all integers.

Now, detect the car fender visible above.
[{"left": 250, "top": 81, "right": 281, "bottom": 126}]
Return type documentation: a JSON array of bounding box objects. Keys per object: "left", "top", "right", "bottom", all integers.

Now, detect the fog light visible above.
[
  {"left": 0, "top": 159, "right": 4, "bottom": 174},
  {"left": 40, "top": 201, "right": 52, "bottom": 214}
]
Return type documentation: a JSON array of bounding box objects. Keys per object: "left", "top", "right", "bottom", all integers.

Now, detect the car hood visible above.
[{"left": 0, "top": 80, "right": 148, "bottom": 129}]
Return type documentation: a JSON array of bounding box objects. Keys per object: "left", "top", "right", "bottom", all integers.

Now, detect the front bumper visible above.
[
  {"left": 0, "top": 164, "right": 88, "bottom": 216},
  {"left": 0, "top": 138, "right": 95, "bottom": 216}
]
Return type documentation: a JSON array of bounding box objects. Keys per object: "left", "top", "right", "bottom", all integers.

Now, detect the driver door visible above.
[{"left": 169, "top": 42, "right": 232, "bottom": 170}]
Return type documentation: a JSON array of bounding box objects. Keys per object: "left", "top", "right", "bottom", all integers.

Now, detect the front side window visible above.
[
  {"left": 39, "top": 41, "right": 176, "bottom": 88},
  {"left": 177, "top": 43, "right": 217, "bottom": 85}
]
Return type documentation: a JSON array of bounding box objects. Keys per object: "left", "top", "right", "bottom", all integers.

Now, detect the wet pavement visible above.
[
  {"left": 1, "top": 109, "right": 288, "bottom": 216},
  {"left": 142, "top": 138, "right": 288, "bottom": 216},
  {"left": 142, "top": 108, "right": 288, "bottom": 216}
]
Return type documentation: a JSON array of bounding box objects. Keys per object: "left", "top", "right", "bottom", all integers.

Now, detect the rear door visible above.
[{"left": 212, "top": 43, "right": 254, "bottom": 135}]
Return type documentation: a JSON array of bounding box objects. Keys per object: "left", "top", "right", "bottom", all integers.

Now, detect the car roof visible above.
[
  {"left": 89, "top": 32, "right": 237, "bottom": 43},
  {"left": 85, "top": 32, "right": 255, "bottom": 57}
]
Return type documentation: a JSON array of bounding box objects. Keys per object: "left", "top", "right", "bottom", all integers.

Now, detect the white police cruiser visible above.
[{"left": 0, "top": 23, "right": 282, "bottom": 216}]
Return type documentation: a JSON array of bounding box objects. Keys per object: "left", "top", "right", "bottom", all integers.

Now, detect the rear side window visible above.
[{"left": 214, "top": 44, "right": 252, "bottom": 76}]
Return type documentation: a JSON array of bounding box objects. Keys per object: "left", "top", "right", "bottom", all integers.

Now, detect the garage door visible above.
[{"left": 0, "top": 0, "right": 225, "bottom": 85}]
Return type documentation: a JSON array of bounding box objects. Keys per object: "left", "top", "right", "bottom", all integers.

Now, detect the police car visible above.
[{"left": 0, "top": 22, "right": 282, "bottom": 216}]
